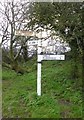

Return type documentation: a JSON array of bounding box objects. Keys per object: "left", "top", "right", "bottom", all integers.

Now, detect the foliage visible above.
[
  {"left": 1, "top": 2, "right": 84, "bottom": 75},
  {"left": 29, "top": 2, "right": 83, "bottom": 79},
  {"left": 30, "top": 2, "right": 83, "bottom": 54},
  {"left": 0, "top": 1, "right": 34, "bottom": 72},
  {"left": 2, "top": 56, "right": 82, "bottom": 118}
]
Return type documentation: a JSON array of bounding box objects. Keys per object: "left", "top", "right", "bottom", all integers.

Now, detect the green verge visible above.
[{"left": 2, "top": 58, "right": 82, "bottom": 118}]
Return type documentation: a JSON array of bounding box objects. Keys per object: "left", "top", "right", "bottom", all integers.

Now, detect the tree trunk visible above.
[
  {"left": 22, "top": 45, "right": 28, "bottom": 62},
  {"left": 69, "top": 39, "right": 79, "bottom": 79}
]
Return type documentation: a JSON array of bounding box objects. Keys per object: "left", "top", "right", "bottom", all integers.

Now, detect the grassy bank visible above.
[{"left": 2, "top": 58, "right": 82, "bottom": 118}]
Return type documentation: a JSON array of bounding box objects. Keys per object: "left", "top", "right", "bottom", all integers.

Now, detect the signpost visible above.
[
  {"left": 37, "top": 54, "right": 65, "bottom": 96},
  {"left": 15, "top": 30, "right": 65, "bottom": 96}
]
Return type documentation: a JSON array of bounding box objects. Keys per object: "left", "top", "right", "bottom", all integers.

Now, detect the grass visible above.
[{"left": 2, "top": 57, "right": 82, "bottom": 118}]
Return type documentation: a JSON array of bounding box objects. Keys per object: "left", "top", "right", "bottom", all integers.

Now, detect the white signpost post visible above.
[
  {"left": 15, "top": 30, "right": 65, "bottom": 96},
  {"left": 37, "top": 40, "right": 43, "bottom": 96}
]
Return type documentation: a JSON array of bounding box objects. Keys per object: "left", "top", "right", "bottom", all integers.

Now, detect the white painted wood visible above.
[
  {"left": 42, "top": 55, "right": 65, "bottom": 60},
  {"left": 38, "top": 55, "right": 43, "bottom": 61},
  {"left": 37, "top": 62, "right": 41, "bottom": 96},
  {"left": 37, "top": 40, "right": 42, "bottom": 96}
]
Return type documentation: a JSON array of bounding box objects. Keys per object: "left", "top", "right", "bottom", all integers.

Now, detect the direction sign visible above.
[
  {"left": 15, "top": 30, "right": 35, "bottom": 36},
  {"left": 28, "top": 40, "right": 38, "bottom": 46},
  {"left": 15, "top": 30, "right": 50, "bottom": 38},
  {"left": 42, "top": 55, "right": 65, "bottom": 60}
]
